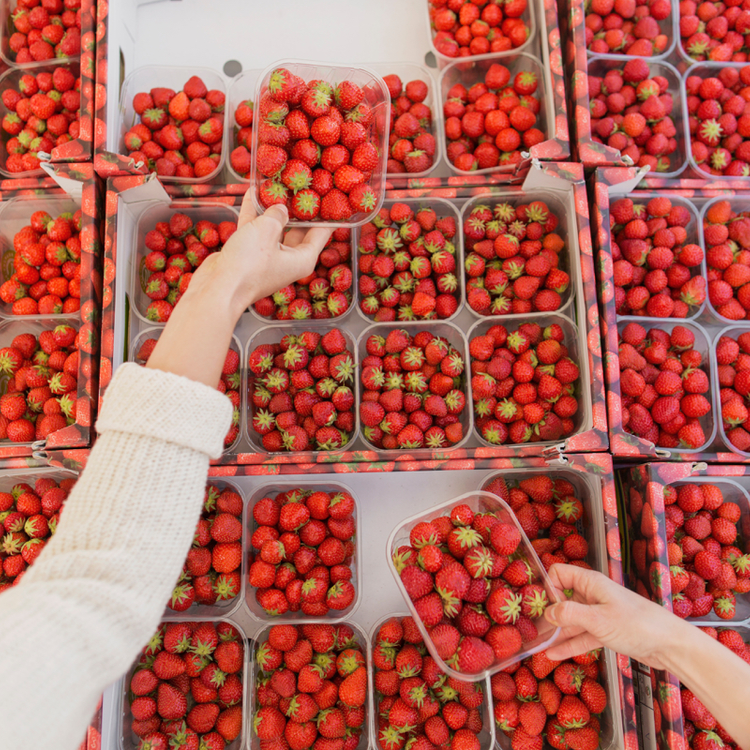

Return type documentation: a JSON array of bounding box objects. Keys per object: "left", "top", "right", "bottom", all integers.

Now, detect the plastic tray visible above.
[
  {"left": 244, "top": 479, "right": 362, "bottom": 623},
  {"left": 356, "top": 320, "right": 473, "bottom": 454},
  {"left": 460, "top": 192, "right": 582, "bottom": 323},
  {"left": 365, "top": 62, "right": 444, "bottom": 179},
  {"left": 0, "top": 194, "right": 83, "bottom": 321},
  {"left": 368, "top": 611, "right": 496, "bottom": 750},
  {"left": 586, "top": 58, "right": 688, "bottom": 180},
  {"left": 225, "top": 67, "right": 261, "bottom": 184},
  {"left": 162, "top": 478, "right": 246, "bottom": 620},
  {"left": 424, "top": 0, "right": 537, "bottom": 69},
  {"left": 467, "top": 313, "right": 594, "bottom": 448},
  {"left": 117, "top": 64, "right": 229, "bottom": 184},
  {"left": 353, "top": 196, "right": 464, "bottom": 324},
  {"left": 116, "top": 617, "right": 248, "bottom": 750},
  {"left": 438, "top": 51, "right": 554, "bottom": 177},
  {"left": 248, "top": 620, "right": 370, "bottom": 750},
  {"left": 244, "top": 323, "right": 360, "bottom": 455},
  {"left": 682, "top": 61, "right": 750, "bottom": 184},
  {"left": 0, "top": 60, "right": 80, "bottom": 179},
  {"left": 128, "top": 201, "right": 240, "bottom": 326},
  {"left": 615, "top": 318, "right": 717, "bottom": 455},
  {"left": 249, "top": 59, "right": 391, "bottom": 228},
  {"left": 386, "top": 489, "right": 561, "bottom": 681}
]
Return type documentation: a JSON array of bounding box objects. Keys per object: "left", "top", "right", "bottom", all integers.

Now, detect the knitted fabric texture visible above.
[{"left": 0, "top": 363, "right": 233, "bottom": 750}]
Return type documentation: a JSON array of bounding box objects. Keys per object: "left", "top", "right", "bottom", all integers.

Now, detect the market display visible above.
[{"left": 3, "top": 2, "right": 750, "bottom": 750}]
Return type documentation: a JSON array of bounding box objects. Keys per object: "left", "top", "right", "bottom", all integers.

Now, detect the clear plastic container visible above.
[
  {"left": 248, "top": 230, "right": 357, "bottom": 327},
  {"left": 608, "top": 192, "right": 705, "bottom": 321},
  {"left": 356, "top": 321, "right": 473, "bottom": 453},
  {"left": 354, "top": 197, "right": 464, "bottom": 324},
  {"left": 225, "top": 68, "right": 261, "bottom": 184},
  {"left": 0, "top": 194, "right": 82, "bottom": 321},
  {"left": 117, "top": 617, "right": 248, "bottom": 750},
  {"left": 0, "top": 317, "right": 80, "bottom": 447},
  {"left": 162, "top": 478, "right": 246, "bottom": 620},
  {"left": 244, "top": 323, "right": 359, "bottom": 455},
  {"left": 364, "top": 62, "right": 444, "bottom": 179},
  {"left": 386, "top": 490, "right": 561, "bottom": 681},
  {"left": 249, "top": 59, "right": 391, "bottom": 228},
  {"left": 424, "top": 0, "right": 536, "bottom": 69},
  {"left": 681, "top": 62, "right": 750, "bottom": 182},
  {"left": 248, "top": 620, "right": 370, "bottom": 750},
  {"left": 700, "top": 195, "right": 750, "bottom": 323},
  {"left": 585, "top": 9, "right": 677, "bottom": 62},
  {"left": 0, "top": 60, "right": 80, "bottom": 179},
  {"left": 711, "top": 323, "right": 750, "bottom": 458},
  {"left": 615, "top": 318, "right": 717, "bottom": 455},
  {"left": 460, "top": 192, "right": 580, "bottom": 323},
  {"left": 466, "top": 313, "right": 594, "bottom": 449},
  {"left": 130, "top": 326, "right": 244, "bottom": 456},
  {"left": 368, "top": 613, "right": 496, "bottom": 750},
  {"left": 0, "top": 0, "right": 80, "bottom": 68},
  {"left": 650, "top": 478, "right": 750, "bottom": 625},
  {"left": 129, "top": 202, "right": 240, "bottom": 326},
  {"left": 438, "top": 51, "right": 554, "bottom": 177},
  {"left": 586, "top": 57, "right": 688, "bottom": 180},
  {"left": 117, "top": 65, "right": 229, "bottom": 184},
  {"left": 244, "top": 479, "right": 362, "bottom": 623}
]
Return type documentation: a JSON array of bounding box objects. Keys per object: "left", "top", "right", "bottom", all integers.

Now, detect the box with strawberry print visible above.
[
  {"left": 368, "top": 613, "right": 496, "bottom": 750},
  {"left": 591, "top": 167, "right": 750, "bottom": 461},
  {"left": 615, "top": 462, "right": 750, "bottom": 750},
  {"left": 387, "top": 489, "right": 561, "bottom": 681},
  {"left": 117, "top": 65, "right": 229, "bottom": 184},
  {"left": 158, "top": 480, "right": 246, "bottom": 619},
  {"left": 0, "top": 1, "right": 98, "bottom": 173},
  {"left": 119, "top": 618, "right": 246, "bottom": 750},
  {"left": 355, "top": 199, "right": 463, "bottom": 324},
  {"left": 102, "top": 163, "right": 606, "bottom": 466},
  {"left": 250, "top": 621, "right": 369, "bottom": 750},
  {"left": 0, "top": 467, "right": 77, "bottom": 593},
  {"left": 246, "top": 481, "right": 360, "bottom": 622}
]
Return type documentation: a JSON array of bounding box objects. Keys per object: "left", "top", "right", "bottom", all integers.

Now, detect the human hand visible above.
[
  {"left": 186, "top": 190, "right": 333, "bottom": 321},
  {"left": 543, "top": 563, "right": 689, "bottom": 670}
]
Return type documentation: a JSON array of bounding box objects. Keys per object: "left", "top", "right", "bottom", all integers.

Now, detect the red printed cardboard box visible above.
[{"left": 97, "top": 161, "right": 606, "bottom": 468}]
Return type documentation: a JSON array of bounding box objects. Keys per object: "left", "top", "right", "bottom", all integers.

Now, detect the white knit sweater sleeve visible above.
[{"left": 0, "top": 363, "right": 233, "bottom": 750}]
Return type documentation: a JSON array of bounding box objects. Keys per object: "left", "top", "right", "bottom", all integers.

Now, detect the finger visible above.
[
  {"left": 545, "top": 632, "right": 604, "bottom": 662},
  {"left": 237, "top": 189, "right": 258, "bottom": 229},
  {"left": 284, "top": 228, "right": 307, "bottom": 248},
  {"left": 545, "top": 598, "right": 598, "bottom": 632},
  {"left": 301, "top": 227, "right": 334, "bottom": 254},
  {"left": 548, "top": 563, "right": 610, "bottom": 601}
]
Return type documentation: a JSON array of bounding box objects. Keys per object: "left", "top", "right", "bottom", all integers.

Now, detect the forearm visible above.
[
  {"left": 661, "top": 620, "right": 750, "bottom": 749},
  {"left": 0, "top": 365, "right": 232, "bottom": 750},
  {"left": 146, "top": 258, "right": 250, "bottom": 388}
]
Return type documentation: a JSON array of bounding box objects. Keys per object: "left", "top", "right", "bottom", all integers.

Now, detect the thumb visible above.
[{"left": 545, "top": 599, "right": 593, "bottom": 630}]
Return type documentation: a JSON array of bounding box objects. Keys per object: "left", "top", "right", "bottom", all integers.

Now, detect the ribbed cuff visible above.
[{"left": 96, "top": 363, "right": 232, "bottom": 459}]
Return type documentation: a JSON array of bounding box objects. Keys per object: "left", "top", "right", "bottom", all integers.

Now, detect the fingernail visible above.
[{"left": 545, "top": 605, "right": 558, "bottom": 625}]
